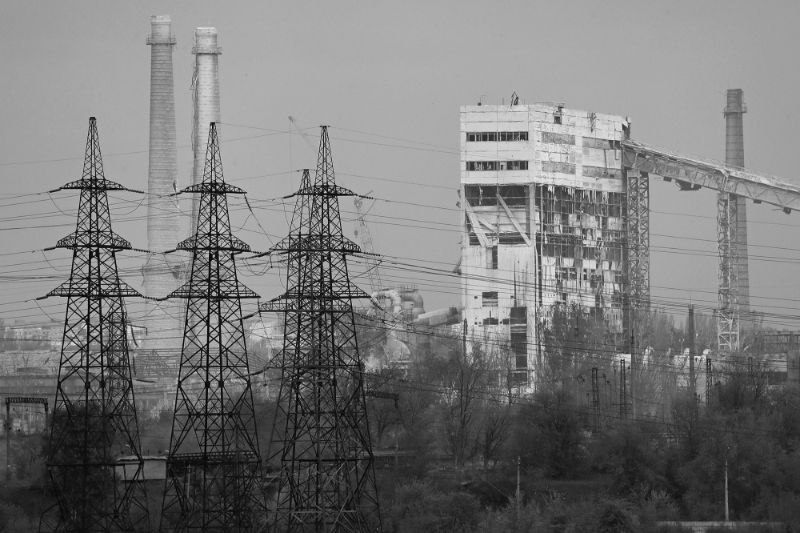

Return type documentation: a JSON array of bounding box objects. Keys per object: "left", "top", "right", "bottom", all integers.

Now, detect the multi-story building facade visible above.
[{"left": 460, "top": 101, "right": 631, "bottom": 388}]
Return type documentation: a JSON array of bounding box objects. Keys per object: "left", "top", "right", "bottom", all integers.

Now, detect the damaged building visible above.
[{"left": 460, "top": 101, "right": 630, "bottom": 388}]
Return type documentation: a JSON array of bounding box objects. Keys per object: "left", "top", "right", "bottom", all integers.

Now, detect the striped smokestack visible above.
[
  {"left": 143, "top": 15, "right": 182, "bottom": 358},
  {"left": 724, "top": 89, "right": 750, "bottom": 314},
  {"left": 191, "top": 27, "right": 222, "bottom": 232}
]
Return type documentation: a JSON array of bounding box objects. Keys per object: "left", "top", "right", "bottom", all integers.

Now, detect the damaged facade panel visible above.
[{"left": 460, "top": 102, "right": 629, "bottom": 390}]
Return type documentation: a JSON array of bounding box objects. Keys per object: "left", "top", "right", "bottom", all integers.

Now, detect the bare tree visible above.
[{"left": 436, "top": 337, "right": 492, "bottom": 469}]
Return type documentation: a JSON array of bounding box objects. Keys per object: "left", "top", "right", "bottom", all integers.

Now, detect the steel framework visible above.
[
  {"left": 352, "top": 196, "right": 383, "bottom": 293},
  {"left": 39, "top": 118, "right": 149, "bottom": 532},
  {"left": 717, "top": 192, "right": 740, "bottom": 352},
  {"left": 159, "top": 123, "right": 265, "bottom": 532},
  {"left": 626, "top": 169, "right": 650, "bottom": 310},
  {"left": 260, "top": 127, "right": 381, "bottom": 532}
]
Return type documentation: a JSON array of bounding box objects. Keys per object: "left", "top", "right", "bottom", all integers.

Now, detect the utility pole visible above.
[
  {"left": 516, "top": 456, "right": 521, "bottom": 507},
  {"left": 688, "top": 304, "right": 696, "bottom": 399},
  {"left": 591, "top": 368, "right": 600, "bottom": 432},
  {"left": 706, "top": 357, "right": 713, "bottom": 407},
  {"left": 459, "top": 317, "right": 467, "bottom": 471},
  {"left": 4, "top": 401, "right": 9, "bottom": 482},
  {"left": 725, "top": 447, "right": 730, "bottom": 522},
  {"left": 620, "top": 359, "right": 628, "bottom": 418},
  {"left": 630, "top": 316, "right": 636, "bottom": 419}
]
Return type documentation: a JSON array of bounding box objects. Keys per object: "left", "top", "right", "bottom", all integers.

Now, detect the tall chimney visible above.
[
  {"left": 191, "top": 27, "right": 222, "bottom": 231},
  {"left": 724, "top": 89, "right": 750, "bottom": 314},
  {"left": 143, "top": 15, "right": 182, "bottom": 358}
]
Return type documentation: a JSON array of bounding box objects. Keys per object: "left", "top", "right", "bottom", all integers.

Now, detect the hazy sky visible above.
[{"left": 2, "top": 1, "right": 800, "bottom": 333}]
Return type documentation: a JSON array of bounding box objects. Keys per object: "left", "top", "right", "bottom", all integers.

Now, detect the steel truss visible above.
[
  {"left": 39, "top": 118, "right": 149, "bottom": 532},
  {"left": 260, "top": 127, "right": 381, "bottom": 532},
  {"left": 159, "top": 123, "right": 266, "bottom": 532},
  {"left": 717, "top": 192, "right": 740, "bottom": 352},
  {"left": 626, "top": 169, "right": 650, "bottom": 310}
]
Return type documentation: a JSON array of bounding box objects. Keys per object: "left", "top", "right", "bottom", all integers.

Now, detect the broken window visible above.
[
  {"left": 466, "top": 161, "right": 528, "bottom": 171},
  {"left": 491, "top": 246, "right": 498, "bottom": 269},
  {"left": 542, "top": 132, "right": 575, "bottom": 145},
  {"left": 482, "top": 291, "right": 498, "bottom": 307},
  {"left": 483, "top": 317, "right": 499, "bottom": 326},
  {"left": 466, "top": 131, "right": 528, "bottom": 142}
]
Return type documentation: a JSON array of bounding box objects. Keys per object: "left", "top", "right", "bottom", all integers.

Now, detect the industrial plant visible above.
[{"left": 2, "top": 7, "right": 800, "bottom": 533}]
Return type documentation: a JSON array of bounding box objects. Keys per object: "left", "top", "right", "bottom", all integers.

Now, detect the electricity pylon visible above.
[
  {"left": 159, "top": 123, "right": 265, "bottom": 532},
  {"left": 39, "top": 117, "right": 149, "bottom": 532},
  {"left": 260, "top": 127, "right": 381, "bottom": 532}
]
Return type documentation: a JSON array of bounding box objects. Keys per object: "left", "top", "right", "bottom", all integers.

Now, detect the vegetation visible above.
[
  {"left": 4, "top": 306, "right": 800, "bottom": 531},
  {"left": 363, "top": 305, "right": 800, "bottom": 531}
]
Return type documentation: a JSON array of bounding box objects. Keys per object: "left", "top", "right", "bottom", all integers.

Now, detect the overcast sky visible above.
[{"left": 2, "top": 1, "right": 800, "bottom": 334}]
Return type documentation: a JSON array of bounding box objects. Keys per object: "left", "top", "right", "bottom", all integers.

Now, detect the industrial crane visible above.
[
  {"left": 353, "top": 193, "right": 385, "bottom": 294},
  {"left": 288, "top": 115, "right": 316, "bottom": 151}
]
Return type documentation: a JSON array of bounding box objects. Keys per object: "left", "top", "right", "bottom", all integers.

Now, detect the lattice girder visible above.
[{"left": 717, "top": 191, "right": 740, "bottom": 352}]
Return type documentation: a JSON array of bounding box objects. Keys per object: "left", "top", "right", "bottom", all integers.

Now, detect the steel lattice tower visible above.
[
  {"left": 260, "top": 127, "right": 381, "bottom": 532},
  {"left": 159, "top": 123, "right": 265, "bottom": 532},
  {"left": 626, "top": 169, "right": 650, "bottom": 310},
  {"left": 39, "top": 117, "right": 149, "bottom": 532},
  {"left": 717, "top": 193, "right": 740, "bottom": 353}
]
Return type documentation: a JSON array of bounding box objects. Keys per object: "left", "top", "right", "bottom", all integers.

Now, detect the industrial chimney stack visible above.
[
  {"left": 191, "top": 27, "right": 222, "bottom": 231},
  {"left": 143, "top": 15, "right": 182, "bottom": 358},
  {"left": 725, "top": 89, "right": 750, "bottom": 314}
]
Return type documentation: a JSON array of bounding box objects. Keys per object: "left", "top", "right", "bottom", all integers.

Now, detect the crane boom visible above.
[
  {"left": 288, "top": 116, "right": 317, "bottom": 150},
  {"left": 353, "top": 195, "right": 384, "bottom": 293}
]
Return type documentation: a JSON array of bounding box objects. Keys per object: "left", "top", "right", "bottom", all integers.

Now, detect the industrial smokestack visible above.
[
  {"left": 191, "top": 27, "right": 222, "bottom": 232},
  {"left": 724, "top": 89, "right": 750, "bottom": 314},
  {"left": 143, "top": 15, "right": 182, "bottom": 358}
]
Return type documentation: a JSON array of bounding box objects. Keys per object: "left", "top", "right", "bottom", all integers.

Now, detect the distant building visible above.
[{"left": 460, "top": 101, "right": 629, "bottom": 388}]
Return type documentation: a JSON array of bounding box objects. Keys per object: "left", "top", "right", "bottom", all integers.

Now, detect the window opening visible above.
[{"left": 482, "top": 291, "right": 499, "bottom": 307}]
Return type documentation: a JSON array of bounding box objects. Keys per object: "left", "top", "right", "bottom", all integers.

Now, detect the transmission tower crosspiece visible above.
[
  {"left": 159, "top": 123, "right": 266, "bottom": 532},
  {"left": 38, "top": 117, "right": 150, "bottom": 533},
  {"left": 260, "top": 127, "right": 381, "bottom": 532}
]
